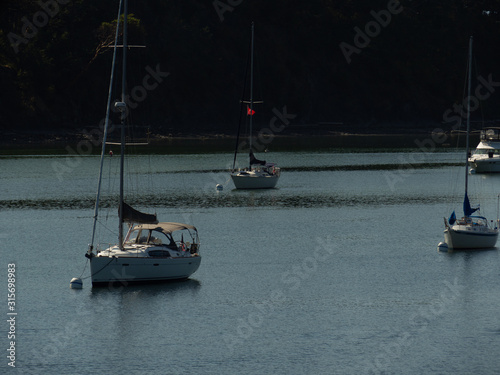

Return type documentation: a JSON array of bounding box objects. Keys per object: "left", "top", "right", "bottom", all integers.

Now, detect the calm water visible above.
[{"left": 1, "top": 145, "right": 500, "bottom": 374}]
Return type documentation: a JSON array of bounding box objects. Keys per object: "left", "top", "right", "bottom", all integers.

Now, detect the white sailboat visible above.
[
  {"left": 442, "top": 36, "right": 499, "bottom": 250},
  {"left": 230, "top": 22, "right": 280, "bottom": 189},
  {"left": 84, "top": 0, "right": 201, "bottom": 286}
]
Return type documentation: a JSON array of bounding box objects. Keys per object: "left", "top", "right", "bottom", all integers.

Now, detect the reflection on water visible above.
[{"left": 89, "top": 278, "right": 202, "bottom": 294}]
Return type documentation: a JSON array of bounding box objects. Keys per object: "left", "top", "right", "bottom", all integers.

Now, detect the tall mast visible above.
[
  {"left": 248, "top": 22, "right": 254, "bottom": 169},
  {"left": 89, "top": 0, "right": 123, "bottom": 251},
  {"left": 118, "top": 0, "right": 128, "bottom": 249},
  {"left": 465, "top": 36, "right": 472, "bottom": 196}
]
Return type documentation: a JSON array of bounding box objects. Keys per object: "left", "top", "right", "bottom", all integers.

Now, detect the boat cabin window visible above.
[
  {"left": 148, "top": 250, "right": 171, "bottom": 258},
  {"left": 473, "top": 149, "right": 500, "bottom": 155},
  {"left": 125, "top": 228, "right": 176, "bottom": 248}
]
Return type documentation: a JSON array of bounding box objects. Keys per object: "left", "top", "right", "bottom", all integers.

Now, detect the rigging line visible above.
[
  {"left": 105, "top": 150, "right": 120, "bottom": 223},
  {"left": 254, "top": 33, "right": 264, "bottom": 110},
  {"left": 90, "top": 0, "right": 124, "bottom": 248},
  {"left": 78, "top": 258, "right": 89, "bottom": 279},
  {"left": 446, "top": 44, "right": 472, "bottom": 214},
  {"left": 232, "top": 36, "right": 251, "bottom": 171},
  {"left": 448, "top": 123, "right": 463, "bottom": 205},
  {"left": 147, "top": 153, "right": 156, "bottom": 216},
  {"left": 96, "top": 216, "right": 119, "bottom": 237},
  {"left": 117, "top": 0, "right": 129, "bottom": 249},
  {"left": 465, "top": 36, "right": 472, "bottom": 197},
  {"left": 472, "top": 55, "right": 485, "bottom": 128},
  {"left": 248, "top": 21, "right": 255, "bottom": 158},
  {"left": 125, "top": 112, "right": 138, "bottom": 204},
  {"left": 87, "top": 257, "right": 117, "bottom": 279},
  {"left": 459, "top": 43, "right": 470, "bottom": 131},
  {"left": 468, "top": 54, "right": 486, "bottom": 206}
]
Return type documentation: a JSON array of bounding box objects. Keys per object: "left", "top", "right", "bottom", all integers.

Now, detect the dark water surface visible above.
[{"left": 1, "top": 145, "right": 500, "bottom": 374}]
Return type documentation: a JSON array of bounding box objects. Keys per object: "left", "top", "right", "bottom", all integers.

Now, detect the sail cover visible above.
[
  {"left": 120, "top": 202, "right": 158, "bottom": 224},
  {"left": 463, "top": 193, "right": 479, "bottom": 217},
  {"left": 250, "top": 150, "right": 266, "bottom": 166}
]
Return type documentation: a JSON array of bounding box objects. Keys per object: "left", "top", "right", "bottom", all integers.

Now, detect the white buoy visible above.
[
  {"left": 70, "top": 277, "right": 83, "bottom": 289},
  {"left": 216, "top": 184, "right": 223, "bottom": 191},
  {"left": 437, "top": 242, "right": 449, "bottom": 252}
]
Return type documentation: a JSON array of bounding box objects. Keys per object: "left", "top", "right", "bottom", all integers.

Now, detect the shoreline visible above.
[
  {"left": 0, "top": 125, "right": 469, "bottom": 154},
  {"left": 0, "top": 128, "right": 444, "bottom": 145}
]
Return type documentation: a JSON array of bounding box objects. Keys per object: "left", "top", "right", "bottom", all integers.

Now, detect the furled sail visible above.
[
  {"left": 120, "top": 202, "right": 158, "bottom": 224},
  {"left": 250, "top": 150, "right": 266, "bottom": 166},
  {"left": 463, "top": 193, "right": 479, "bottom": 217}
]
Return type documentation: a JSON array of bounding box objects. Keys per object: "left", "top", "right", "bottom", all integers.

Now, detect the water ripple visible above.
[
  {"left": 152, "top": 162, "right": 461, "bottom": 174},
  {"left": 0, "top": 193, "right": 444, "bottom": 210}
]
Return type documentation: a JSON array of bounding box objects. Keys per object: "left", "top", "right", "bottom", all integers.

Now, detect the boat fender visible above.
[
  {"left": 70, "top": 277, "right": 83, "bottom": 289},
  {"left": 437, "top": 242, "right": 449, "bottom": 252}
]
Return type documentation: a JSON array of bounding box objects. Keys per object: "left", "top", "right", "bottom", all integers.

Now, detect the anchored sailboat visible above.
[
  {"left": 469, "top": 127, "right": 500, "bottom": 173},
  {"left": 84, "top": 0, "right": 201, "bottom": 286},
  {"left": 442, "top": 36, "right": 499, "bottom": 250},
  {"left": 230, "top": 22, "right": 280, "bottom": 189}
]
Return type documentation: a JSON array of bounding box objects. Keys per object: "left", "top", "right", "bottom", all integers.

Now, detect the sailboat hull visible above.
[
  {"left": 444, "top": 227, "right": 498, "bottom": 250},
  {"left": 89, "top": 255, "right": 201, "bottom": 286},
  {"left": 231, "top": 172, "right": 279, "bottom": 189}
]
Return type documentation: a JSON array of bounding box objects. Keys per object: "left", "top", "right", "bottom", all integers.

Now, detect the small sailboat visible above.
[
  {"left": 85, "top": 0, "right": 201, "bottom": 286},
  {"left": 443, "top": 36, "right": 499, "bottom": 250},
  {"left": 230, "top": 22, "right": 280, "bottom": 189}
]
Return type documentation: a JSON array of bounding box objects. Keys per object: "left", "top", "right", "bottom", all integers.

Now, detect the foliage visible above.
[{"left": 2, "top": 0, "right": 500, "bottom": 135}]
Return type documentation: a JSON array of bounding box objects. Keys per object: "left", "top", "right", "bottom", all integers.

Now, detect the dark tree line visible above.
[{"left": 2, "top": 0, "right": 500, "bottom": 137}]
